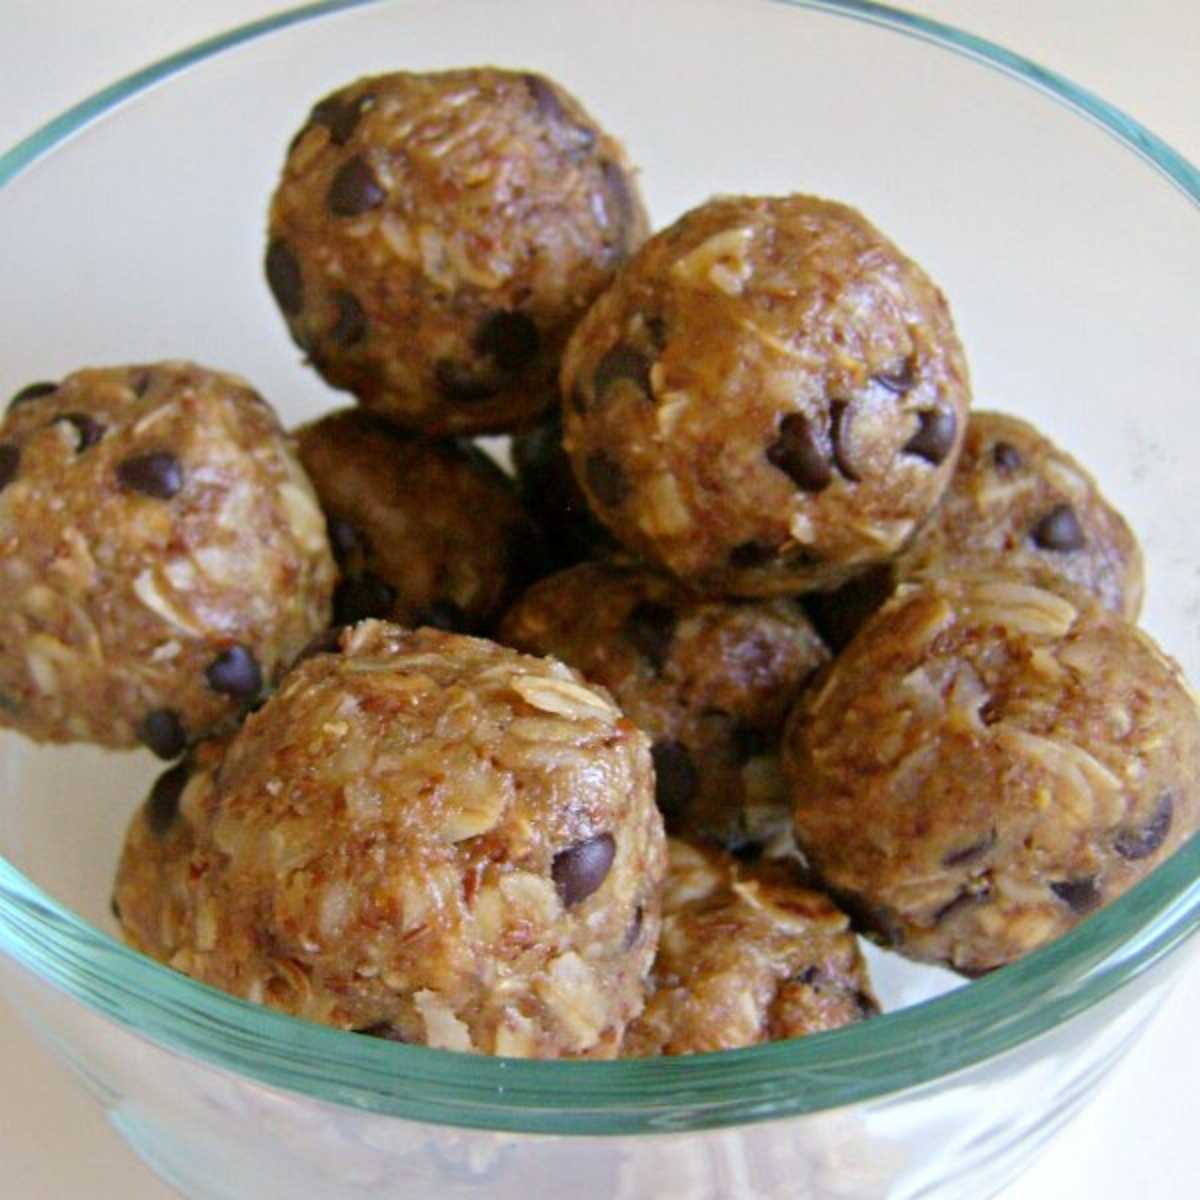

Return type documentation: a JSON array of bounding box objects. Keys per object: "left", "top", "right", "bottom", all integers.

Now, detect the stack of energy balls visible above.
[{"left": 3, "top": 68, "right": 1195, "bottom": 1058}]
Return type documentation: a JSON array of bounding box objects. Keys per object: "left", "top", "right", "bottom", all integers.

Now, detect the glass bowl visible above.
[{"left": 1, "top": 2, "right": 1198, "bottom": 1197}]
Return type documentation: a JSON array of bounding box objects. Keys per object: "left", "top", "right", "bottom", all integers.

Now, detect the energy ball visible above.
[
  {"left": 511, "top": 412, "right": 617, "bottom": 570},
  {"left": 498, "top": 561, "right": 828, "bottom": 849},
  {"left": 267, "top": 68, "right": 650, "bottom": 436},
  {"left": 561, "top": 194, "right": 971, "bottom": 595},
  {"left": 622, "top": 839, "right": 877, "bottom": 1056},
  {"left": 784, "top": 574, "right": 1200, "bottom": 975},
  {"left": 114, "top": 623, "right": 665, "bottom": 1057},
  {"left": 895, "top": 411, "right": 1144, "bottom": 619},
  {"left": 0, "top": 363, "right": 335, "bottom": 753},
  {"left": 295, "top": 409, "right": 545, "bottom": 632}
]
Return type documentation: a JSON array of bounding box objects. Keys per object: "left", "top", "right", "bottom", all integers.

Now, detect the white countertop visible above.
[{"left": 1, "top": 2, "right": 1197, "bottom": 1196}]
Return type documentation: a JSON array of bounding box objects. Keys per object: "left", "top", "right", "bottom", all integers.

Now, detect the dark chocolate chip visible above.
[
  {"left": 523, "top": 74, "right": 596, "bottom": 157},
  {"left": 8, "top": 381, "right": 57, "bottom": 412},
  {"left": 1115, "top": 792, "right": 1174, "bottom": 861},
  {"left": 1049, "top": 876, "right": 1102, "bottom": 914},
  {"left": 205, "top": 644, "right": 263, "bottom": 699},
  {"left": 1031, "top": 504, "right": 1085, "bottom": 552},
  {"left": 992, "top": 441, "right": 1023, "bottom": 473},
  {"left": 330, "top": 290, "right": 367, "bottom": 347},
  {"left": 903, "top": 407, "right": 957, "bottom": 465},
  {"left": 552, "top": 833, "right": 616, "bottom": 906},
  {"left": 131, "top": 371, "right": 153, "bottom": 397},
  {"left": 729, "top": 540, "right": 778, "bottom": 568},
  {"left": 265, "top": 239, "right": 304, "bottom": 316},
  {"left": 623, "top": 904, "right": 644, "bottom": 950},
  {"left": 830, "top": 401, "right": 860, "bottom": 481},
  {"left": 136, "top": 708, "right": 187, "bottom": 761},
  {"left": 873, "top": 358, "right": 915, "bottom": 395},
  {"left": 145, "top": 762, "right": 189, "bottom": 837},
  {"left": 326, "top": 516, "right": 361, "bottom": 565},
  {"left": 593, "top": 344, "right": 651, "bottom": 400},
  {"left": 327, "top": 154, "right": 385, "bottom": 217},
  {"left": 933, "top": 883, "right": 993, "bottom": 924},
  {"left": 420, "top": 600, "right": 466, "bottom": 632},
  {"left": 434, "top": 359, "right": 499, "bottom": 403},
  {"left": 729, "top": 839, "right": 765, "bottom": 863},
  {"left": 600, "top": 159, "right": 636, "bottom": 246},
  {"left": 474, "top": 310, "right": 540, "bottom": 373},
  {"left": 333, "top": 573, "right": 396, "bottom": 624},
  {"left": 323, "top": 92, "right": 375, "bottom": 145},
  {"left": 731, "top": 722, "right": 771, "bottom": 764},
  {"left": 355, "top": 1022, "right": 407, "bottom": 1042},
  {"left": 57, "top": 412, "right": 105, "bottom": 452},
  {"left": 293, "top": 625, "right": 346, "bottom": 667},
  {"left": 942, "top": 829, "right": 997, "bottom": 868},
  {"left": 584, "top": 452, "right": 628, "bottom": 507},
  {"left": 767, "top": 413, "right": 832, "bottom": 492},
  {"left": 622, "top": 601, "right": 677, "bottom": 671},
  {"left": 0, "top": 444, "right": 21, "bottom": 492},
  {"left": 117, "top": 451, "right": 182, "bottom": 499},
  {"left": 651, "top": 739, "right": 697, "bottom": 829}
]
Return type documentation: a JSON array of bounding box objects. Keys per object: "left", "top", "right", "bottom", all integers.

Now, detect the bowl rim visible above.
[{"left": 1, "top": 0, "right": 1199, "bottom": 1137}]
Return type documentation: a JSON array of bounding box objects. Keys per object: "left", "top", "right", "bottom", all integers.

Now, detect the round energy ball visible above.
[
  {"left": 621, "top": 839, "right": 877, "bottom": 1056},
  {"left": 0, "top": 363, "right": 335, "bottom": 754},
  {"left": 295, "top": 409, "right": 545, "bottom": 632},
  {"left": 114, "top": 623, "right": 665, "bottom": 1057},
  {"left": 511, "top": 412, "right": 617, "bottom": 570},
  {"left": 267, "top": 68, "right": 650, "bottom": 435},
  {"left": 895, "top": 410, "right": 1144, "bottom": 618},
  {"left": 498, "top": 561, "right": 828, "bottom": 850},
  {"left": 784, "top": 574, "right": 1200, "bottom": 975},
  {"left": 561, "top": 193, "right": 971, "bottom": 595}
]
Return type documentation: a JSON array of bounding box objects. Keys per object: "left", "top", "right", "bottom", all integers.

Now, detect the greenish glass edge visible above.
[{"left": 0, "top": 0, "right": 1196, "bottom": 1136}]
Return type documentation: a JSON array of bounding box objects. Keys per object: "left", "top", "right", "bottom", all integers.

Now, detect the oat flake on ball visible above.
[
  {"left": 267, "top": 68, "right": 650, "bottom": 436},
  {"left": 561, "top": 193, "right": 971, "bottom": 595},
  {"left": 0, "top": 362, "right": 335, "bottom": 753},
  {"left": 115, "top": 623, "right": 665, "bottom": 1057}
]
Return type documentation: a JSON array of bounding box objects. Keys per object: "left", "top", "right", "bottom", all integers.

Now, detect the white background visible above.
[{"left": 1, "top": 2, "right": 1197, "bottom": 1197}]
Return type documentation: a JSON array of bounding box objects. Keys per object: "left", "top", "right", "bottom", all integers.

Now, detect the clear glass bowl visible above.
[{"left": 1, "top": 2, "right": 1198, "bottom": 1197}]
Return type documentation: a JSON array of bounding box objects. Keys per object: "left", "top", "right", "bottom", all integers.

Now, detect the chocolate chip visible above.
[
  {"left": 131, "top": 371, "right": 153, "bottom": 397},
  {"left": 903, "top": 407, "right": 957, "bottom": 465},
  {"left": 117, "top": 450, "right": 182, "bottom": 499},
  {"left": 873, "top": 358, "right": 915, "bottom": 395},
  {"left": 651, "top": 739, "right": 697, "bottom": 830},
  {"left": 729, "top": 839, "right": 765, "bottom": 863},
  {"left": 333, "top": 573, "right": 396, "bottom": 624},
  {"left": 1049, "top": 876, "right": 1102, "bottom": 914},
  {"left": 767, "top": 413, "right": 832, "bottom": 492},
  {"left": 942, "top": 829, "right": 997, "bottom": 868},
  {"left": 729, "top": 540, "right": 778, "bottom": 568},
  {"left": 1115, "top": 792, "right": 1174, "bottom": 860},
  {"left": 321, "top": 92, "right": 375, "bottom": 145},
  {"left": 933, "top": 882, "right": 992, "bottom": 924},
  {"left": 474, "top": 310, "right": 540, "bottom": 373},
  {"left": 330, "top": 290, "right": 367, "bottom": 347},
  {"left": 523, "top": 74, "right": 596, "bottom": 157},
  {"left": 584, "top": 452, "right": 628, "bottom": 507},
  {"left": 137, "top": 708, "right": 187, "bottom": 761},
  {"left": 145, "top": 762, "right": 189, "bottom": 837},
  {"left": 622, "top": 904, "right": 644, "bottom": 949},
  {"left": 0, "top": 444, "right": 21, "bottom": 493},
  {"left": 552, "top": 833, "right": 616, "bottom": 906},
  {"left": 623, "top": 601, "right": 677, "bottom": 671},
  {"left": 57, "top": 412, "right": 105, "bottom": 452},
  {"left": 205, "top": 645, "right": 262, "bottom": 699},
  {"left": 293, "top": 626, "right": 346, "bottom": 667},
  {"left": 731, "top": 722, "right": 770, "bottom": 764},
  {"left": 326, "top": 516, "right": 361, "bottom": 565},
  {"left": 600, "top": 160, "right": 636, "bottom": 247},
  {"left": 327, "top": 154, "right": 385, "bottom": 217},
  {"left": 1031, "top": 504, "right": 1085, "bottom": 552},
  {"left": 8, "top": 381, "right": 56, "bottom": 412},
  {"left": 420, "top": 600, "right": 466, "bottom": 631},
  {"left": 830, "top": 401, "right": 860, "bottom": 481},
  {"left": 434, "top": 359, "right": 499, "bottom": 403},
  {"left": 355, "top": 1022, "right": 407, "bottom": 1042},
  {"left": 992, "top": 441, "right": 1023, "bottom": 472},
  {"left": 265, "top": 239, "right": 304, "bottom": 316},
  {"left": 593, "top": 344, "right": 651, "bottom": 400}
]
